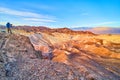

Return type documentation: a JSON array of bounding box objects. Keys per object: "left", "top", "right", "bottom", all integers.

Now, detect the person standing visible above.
[{"left": 6, "top": 22, "right": 12, "bottom": 34}]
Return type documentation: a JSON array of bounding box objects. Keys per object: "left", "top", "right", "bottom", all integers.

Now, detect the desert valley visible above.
[{"left": 0, "top": 26, "right": 120, "bottom": 80}]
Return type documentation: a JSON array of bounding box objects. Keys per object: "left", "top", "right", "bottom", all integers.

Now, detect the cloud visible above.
[
  {"left": 0, "top": 7, "right": 56, "bottom": 23},
  {"left": 0, "top": 7, "right": 41, "bottom": 18},
  {"left": 22, "top": 2, "right": 54, "bottom": 10},
  {"left": 23, "top": 18, "right": 56, "bottom": 22}
]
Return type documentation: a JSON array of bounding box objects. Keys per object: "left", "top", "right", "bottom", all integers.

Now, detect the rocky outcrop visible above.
[
  {"left": 0, "top": 33, "right": 38, "bottom": 80},
  {"left": 0, "top": 33, "right": 87, "bottom": 80},
  {"left": 28, "top": 32, "right": 120, "bottom": 80},
  {"left": 0, "top": 26, "right": 120, "bottom": 80},
  {"left": 29, "top": 33, "right": 53, "bottom": 59}
]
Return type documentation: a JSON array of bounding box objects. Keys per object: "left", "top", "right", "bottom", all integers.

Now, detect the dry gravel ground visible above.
[{"left": 0, "top": 33, "right": 86, "bottom": 80}]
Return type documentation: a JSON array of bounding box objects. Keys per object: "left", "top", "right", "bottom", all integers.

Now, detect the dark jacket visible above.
[{"left": 6, "top": 23, "right": 11, "bottom": 28}]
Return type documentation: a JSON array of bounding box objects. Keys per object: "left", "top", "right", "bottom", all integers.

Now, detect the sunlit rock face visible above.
[
  {"left": 29, "top": 34, "right": 51, "bottom": 53},
  {"left": 29, "top": 30, "right": 120, "bottom": 59},
  {"left": 28, "top": 27, "right": 120, "bottom": 80},
  {"left": 29, "top": 33, "right": 53, "bottom": 59}
]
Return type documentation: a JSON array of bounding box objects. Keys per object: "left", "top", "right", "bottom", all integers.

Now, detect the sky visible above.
[{"left": 0, "top": 0, "right": 120, "bottom": 28}]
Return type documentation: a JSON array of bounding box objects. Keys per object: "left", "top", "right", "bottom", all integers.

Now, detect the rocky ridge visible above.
[
  {"left": 0, "top": 33, "right": 87, "bottom": 80},
  {"left": 28, "top": 28, "right": 120, "bottom": 80},
  {"left": 0, "top": 26, "right": 120, "bottom": 80}
]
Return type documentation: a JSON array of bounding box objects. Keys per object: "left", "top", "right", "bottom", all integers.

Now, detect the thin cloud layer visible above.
[
  {"left": 0, "top": 7, "right": 56, "bottom": 23},
  {"left": 23, "top": 18, "right": 56, "bottom": 22}
]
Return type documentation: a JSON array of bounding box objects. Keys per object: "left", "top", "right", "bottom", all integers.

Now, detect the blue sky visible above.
[{"left": 0, "top": 0, "right": 120, "bottom": 28}]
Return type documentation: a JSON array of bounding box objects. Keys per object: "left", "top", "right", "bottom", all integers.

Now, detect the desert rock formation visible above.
[
  {"left": 0, "top": 27, "right": 120, "bottom": 80},
  {"left": 28, "top": 27, "right": 120, "bottom": 80},
  {"left": 0, "top": 33, "right": 86, "bottom": 80}
]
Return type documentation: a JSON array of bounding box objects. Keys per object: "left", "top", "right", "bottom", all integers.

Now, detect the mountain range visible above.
[{"left": 72, "top": 27, "right": 120, "bottom": 34}]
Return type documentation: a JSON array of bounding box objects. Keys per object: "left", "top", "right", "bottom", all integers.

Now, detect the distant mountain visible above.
[
  {"left": 88, "top": 27, "right": 120, "bottom": 34},
  {"left": 0, "top": 25, "right": 5, "bottom": 29},
  {"left": 71, "top": 27, "right": 92, "bottom": 31},
  {"left": 71, "top": 27, "right": 120, "bottom": 34}
]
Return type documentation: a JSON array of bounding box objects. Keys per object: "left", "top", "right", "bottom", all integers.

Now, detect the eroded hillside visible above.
[
  {"left": 28, "top": 27, "right": 120, "bottom": 80},
  {"left": 0, "top": 27, "right": 120, "bottom": 80},
  {"left": 0, "top": 33, "right": 87, "bottom": 80}
]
